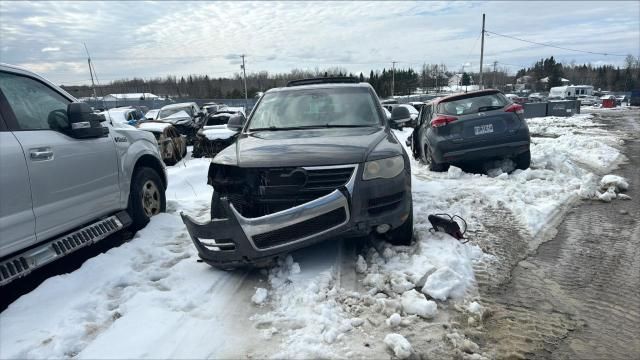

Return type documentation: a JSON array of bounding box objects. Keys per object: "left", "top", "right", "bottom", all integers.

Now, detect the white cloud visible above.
[
  {"left": 0, "top": 1, "right": 637, "bottom": 84},
  {"left": 41, "top": 47, "right": 60, "bottom": 52}
]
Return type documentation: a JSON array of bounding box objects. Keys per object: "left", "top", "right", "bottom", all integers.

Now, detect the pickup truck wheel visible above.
[{"left": 128, "top": 167, "right": 166, "bottom": 231}]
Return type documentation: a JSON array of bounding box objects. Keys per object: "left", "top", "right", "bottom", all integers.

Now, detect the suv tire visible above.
[
  {"left": 514, "top": 150, "right": 531, "bottom": 170},
  {"left": 424, "top": 145, "right": 448, "bottom": 172},
  {"left": 387, "top": 203, "right": 413, "bottom": 245},
  {"left": 128, "top": 167, "right": 166, "bottom": 231}
]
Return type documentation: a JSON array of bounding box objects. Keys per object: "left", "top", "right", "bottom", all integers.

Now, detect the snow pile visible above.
[
  {"left": 251, "top": 255, "right": 352, "bottom": 359},
  {"left": 600, "top": 174, "right": 629, "bottom": 191},
  {"left": 578, "top": 174, "right": 631, "bottom": 202},
  {"left": 400, "top": 290, "right": 437, "bottom": 318},
  {"left": 423, "top": 266, "right": 465, "bottom": 301},
  {"left": 384, "top": 333, "right": 413, "bottom": 359}
]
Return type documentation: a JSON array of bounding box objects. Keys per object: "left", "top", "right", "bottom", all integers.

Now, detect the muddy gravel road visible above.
[{"left": 473, "top": 109, "right": 640, "bottom": 359}]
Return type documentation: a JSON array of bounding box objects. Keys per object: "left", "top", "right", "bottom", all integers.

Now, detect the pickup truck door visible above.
[
  {"left": 0, "top": 71, "right": 121, "bottom": 243},
  {"left": 0, "top": 107, "right": 36, "bottom": 258}
]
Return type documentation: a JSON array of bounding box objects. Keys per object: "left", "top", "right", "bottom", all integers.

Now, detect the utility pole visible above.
[
  {"left": 83, "top": 43, "right": 97, "bottom": 99},
  {"left": 479, "top": 13, "right": 486, "bottom": 89},
  {"left": 493, "top": 61, "right": 498, "bottom": 88},
  {"left": 391, "top": 61, "right": 397, "bottom": 97},
  {"left": 240, "top": 54, "right": 248, "bottom": 107}
]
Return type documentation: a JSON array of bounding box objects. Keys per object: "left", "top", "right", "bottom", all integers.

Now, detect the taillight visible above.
[
  {"left": 431, "top": 115, "right": 457, "bottom": 127},
  {"left": 505, "top": 103, "right": 524, "bottom": 114}
]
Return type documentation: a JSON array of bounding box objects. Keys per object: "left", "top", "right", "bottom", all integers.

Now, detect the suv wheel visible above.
[
  {"left": 424, "top": 145, "right": 448, "bottom": 172},
  {"left": 387, "top": 202, "right": 413, "bottom": 245},
  {"left": 514, "top": 150, "right": 531, "bottom": 170},
  {"left": 128, "top": 167, "right": 166, "bottom": 231}
]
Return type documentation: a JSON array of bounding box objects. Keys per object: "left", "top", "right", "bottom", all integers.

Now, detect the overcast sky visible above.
[{"left": 1, "top": 1, "right": 638, "bottom": 85}]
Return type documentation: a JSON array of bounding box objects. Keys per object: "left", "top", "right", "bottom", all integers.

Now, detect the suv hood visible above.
[{"left": 228, "top": 127, "right": 386, "bottom": 167}]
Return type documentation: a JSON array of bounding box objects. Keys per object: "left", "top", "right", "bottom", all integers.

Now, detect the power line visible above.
[{"left": 485, "top": 30, "right": 628, "bottom": 57}]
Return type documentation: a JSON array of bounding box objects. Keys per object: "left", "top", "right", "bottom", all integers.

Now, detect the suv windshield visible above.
[
  {"left": 159, "top": 106, "right": 192, "bottom": 119},
  {"left": 437, "top": 93, "right": 509, "bottom": 116},
  {"left": 248, "top": 87, "right": 381, "bottom": 130}
]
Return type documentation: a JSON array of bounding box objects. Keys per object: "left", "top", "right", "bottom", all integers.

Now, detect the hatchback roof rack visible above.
[{"left": 286, "top": 77, "right": 359, "bottom": 87}]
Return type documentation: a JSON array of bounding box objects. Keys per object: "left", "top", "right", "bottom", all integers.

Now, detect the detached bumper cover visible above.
[{"left": 181, "top": 188, "right": 351, "bottom": 267}]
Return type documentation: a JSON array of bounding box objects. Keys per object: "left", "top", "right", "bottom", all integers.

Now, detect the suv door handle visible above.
[{"left": 29, "top": 148, "right": 54, "bottom": 161}]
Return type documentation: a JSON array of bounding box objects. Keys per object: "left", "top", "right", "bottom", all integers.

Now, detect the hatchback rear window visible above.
[{"left": 437, "top": 93, "right": 508, "bottom": 116}]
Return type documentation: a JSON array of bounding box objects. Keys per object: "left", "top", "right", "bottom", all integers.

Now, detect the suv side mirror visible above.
[
  {"left": 390, "top": 106, "right": 411, "bottom": 127},
  {"left": 227, "top": 114, "right": 245, "bottom": 131},
  {"left": 68, "top": 102, "right": 107, "bottom": 138}
]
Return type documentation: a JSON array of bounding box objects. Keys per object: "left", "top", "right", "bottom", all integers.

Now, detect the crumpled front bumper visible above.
[{"left": 181, "top": 186, "right": 353, "bottom": 268}]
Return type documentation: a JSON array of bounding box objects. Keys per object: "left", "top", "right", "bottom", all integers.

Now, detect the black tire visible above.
[
  {"left": 386, "top": 202, "right": 414, "bottom": 246},
  {"left": 182, "top": 144, "right": 187, "bottom": 158},
  {"left": 127, "top": 167, "right": 166, "bottom": 231},
  {"left": 514, "top": 150, "right": 531, "bottom": 170},
  {"left": 423, "top": 145, "right": 448, "bottom": 172}
]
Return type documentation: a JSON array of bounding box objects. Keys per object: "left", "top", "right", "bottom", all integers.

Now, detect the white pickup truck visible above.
[{"left": 0, "top": 63, "right": 167, "bottom": 285}]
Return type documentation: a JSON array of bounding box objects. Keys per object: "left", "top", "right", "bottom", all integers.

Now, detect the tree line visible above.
[
  {"left": 515, "top": 55, "right": 640, "bottom": 91},
  {"left": 61, "top": 56, "right": 639, "bottom": 99}
]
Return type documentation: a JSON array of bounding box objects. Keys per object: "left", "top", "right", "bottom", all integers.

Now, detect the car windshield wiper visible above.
[
  {"left": 477, "top": 105, "right": 505, "bottom": 112},
  {"left": 322, "top": 124, "right": 376, "bottom": 128}
]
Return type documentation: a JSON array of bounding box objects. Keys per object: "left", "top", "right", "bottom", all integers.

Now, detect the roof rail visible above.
[{"left": 286, "top": 77, "right": 359, "bottom": 87}]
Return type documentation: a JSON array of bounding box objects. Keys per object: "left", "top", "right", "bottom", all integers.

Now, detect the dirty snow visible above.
[
  {"left": 0, "top": 112, "right": 629, "bottom": 359},
  {"left": 384, "top": 333, "right": 413, "bottom": 359},
  {"left": 400, "top": 289, "right": 438, "bottom": 318}
]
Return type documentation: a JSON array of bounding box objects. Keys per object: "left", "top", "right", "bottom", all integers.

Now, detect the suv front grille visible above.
[
  {"left": 251, "top": 208, "right": 347, "bottom": 249},
  {"left": 230, "top": 166, "right": 355, "bottom": 217}
]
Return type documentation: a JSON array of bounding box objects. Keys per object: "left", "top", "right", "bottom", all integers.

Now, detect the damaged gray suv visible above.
[{"left": 181, "top": 78, "right": 413, "bottom": 268}]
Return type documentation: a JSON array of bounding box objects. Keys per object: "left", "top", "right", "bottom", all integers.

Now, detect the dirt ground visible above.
[{"left": 470, "top": 109, "right": 640, "bottom": 359}]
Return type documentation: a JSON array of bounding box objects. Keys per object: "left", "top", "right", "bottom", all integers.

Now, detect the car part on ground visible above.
[
  {"left": 410, "top": 89, "right": 531, "bottom": 172},
  {"left": 0, "top": 63, "right": 167, "bottom": 285},
  {"left": 428, "top": 214, "right": 467, "bottom": 241},
  {"left": 181, "top": 78, "right": 413, "bottom": 268}
]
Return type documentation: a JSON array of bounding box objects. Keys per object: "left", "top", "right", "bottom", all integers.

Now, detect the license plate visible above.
[{"left": 474, "top": 124, "right": 493, "bottom": 135}]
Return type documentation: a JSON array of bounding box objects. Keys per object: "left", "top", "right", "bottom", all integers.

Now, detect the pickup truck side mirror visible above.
[
  {"left": 68, "top": 102, "right": 107, "bottom": 138},
  {"left": 227, "top": 114, "right": 245, "bottom": 131}
]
